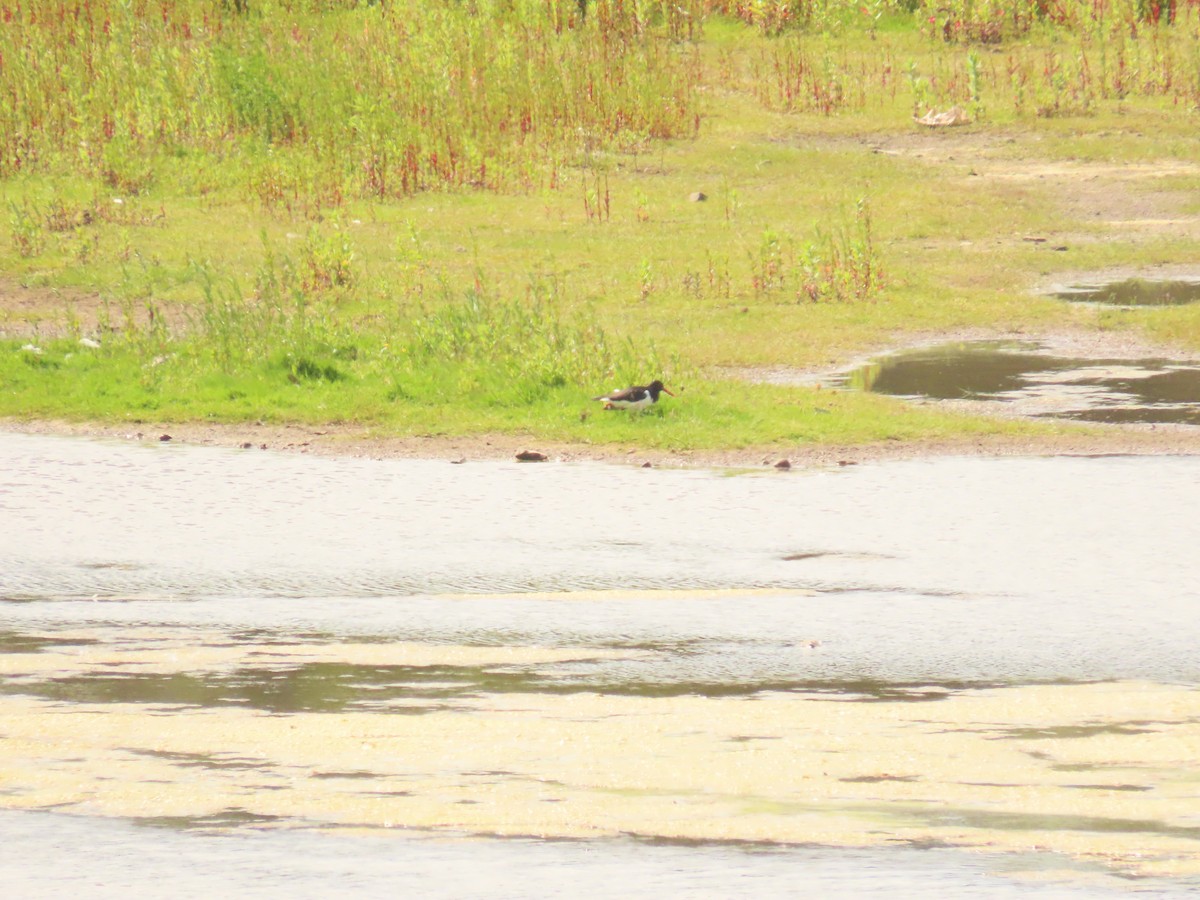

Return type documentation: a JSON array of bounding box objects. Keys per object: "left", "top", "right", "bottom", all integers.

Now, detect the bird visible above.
[{"left": 594, "top": 380, "right": 675, "bottom": 411}]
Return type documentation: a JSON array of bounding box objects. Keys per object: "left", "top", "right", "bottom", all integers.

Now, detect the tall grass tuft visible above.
[
  {"left": 404, "top": 282, "right": 669, "bottom": 405},
  {"left": 744, "top": 199, "right": 884, "bottom": 303},
  {"left": 0, "top": 0, "right": 705, "bottom": 201},
  {"left": 721, "top": 0, "right": 1200, "bottom": 117}
]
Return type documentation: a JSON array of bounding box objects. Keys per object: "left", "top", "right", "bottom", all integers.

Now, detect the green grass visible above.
[
  {"left": 3, "top": 0, "right": 1200, "bottom": 451},
  {"left": 0, "top": 328, "right": 1050, "bottom": 447}
]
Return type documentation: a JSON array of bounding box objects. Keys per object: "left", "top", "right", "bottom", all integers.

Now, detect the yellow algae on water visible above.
[
  {"left": 1, "top": 649, "right": 1199, "bottom": 882},
  {"left": 0, "top": 627, "right": 642, "bottom": 677}
]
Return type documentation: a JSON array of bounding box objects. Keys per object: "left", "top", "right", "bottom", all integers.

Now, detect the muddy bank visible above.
[{"left": 5, "top": 415, "right": 1200, "bottom": 469}]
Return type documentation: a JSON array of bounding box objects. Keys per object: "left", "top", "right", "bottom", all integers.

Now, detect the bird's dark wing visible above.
[{"left": 595, "top": 386, "right": 646, "bottom": 402}]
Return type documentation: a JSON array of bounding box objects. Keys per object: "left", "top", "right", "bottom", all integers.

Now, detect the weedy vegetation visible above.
[{"left": 2, "top": 0, "right": 1200, "bottom": 449}]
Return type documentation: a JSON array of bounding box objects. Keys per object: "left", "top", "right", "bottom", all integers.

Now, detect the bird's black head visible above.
[{"left": 647, "top": 380, "right": 674, "bottom": 398}]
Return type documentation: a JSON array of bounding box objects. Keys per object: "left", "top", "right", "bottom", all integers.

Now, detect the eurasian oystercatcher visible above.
[{"left": 594, "top": 380, "right": 675, "bottom": 411}]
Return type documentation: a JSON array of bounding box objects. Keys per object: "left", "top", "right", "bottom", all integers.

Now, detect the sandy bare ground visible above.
[{"left": 862, "top": 128, "right": 1200, "bottom": 244}]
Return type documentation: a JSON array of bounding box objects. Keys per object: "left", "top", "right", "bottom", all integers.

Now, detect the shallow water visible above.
[
  {"left": 1051, "top": 277, "right": 1200, "bottom": 307},
  {"left": 5, "top": 432, "right": 1200, "bottom": 686},
  {"left": 838, "top": 340, "right": 1200, "bottom": 425},
  {"left": 1, "top": 810, "right": 1154, "bottom": 900},
  {"left": 2, "top": 432, "right": 1200, "bottom": 895}
]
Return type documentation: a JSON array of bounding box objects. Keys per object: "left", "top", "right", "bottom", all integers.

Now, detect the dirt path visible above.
[{"left": 863, "top": 128, "right": 1200, "bottom": 245}]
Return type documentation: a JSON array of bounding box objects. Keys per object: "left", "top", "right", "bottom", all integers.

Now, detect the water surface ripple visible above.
[
  {"left": 4, "top": 433, "right": 1200, "bottom": 896},
  {"left": 2, "top": 809, "right": 1155, "bottom": 900},
  {"left": 2, "top": 433, "right": 1199, "bottom": 687}
]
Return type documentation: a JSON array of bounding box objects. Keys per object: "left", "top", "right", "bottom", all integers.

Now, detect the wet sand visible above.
[{"left": 5, "top": 414, "right": 1200, "bottom": 470}]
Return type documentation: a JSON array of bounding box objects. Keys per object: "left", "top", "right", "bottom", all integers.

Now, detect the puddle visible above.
[
  {"left": 1051, "top": 277, "right": 1200, "bottom": 307},
  {"left": 836, "top": 340, "right": 1200, "bottom": 424}
]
